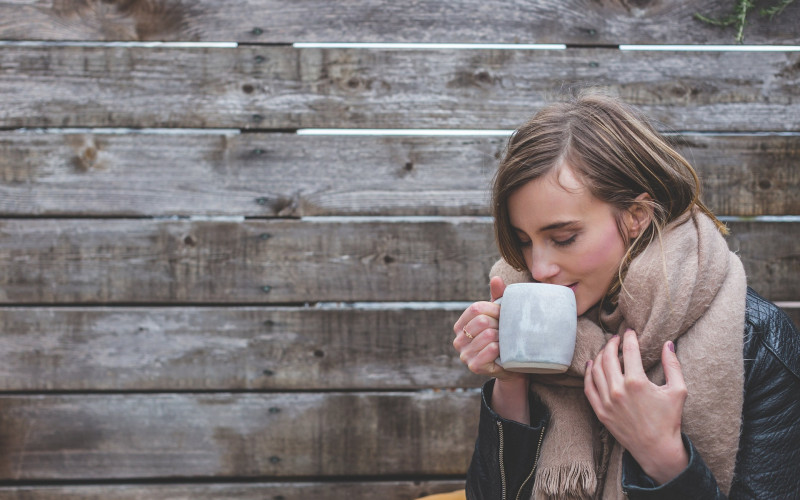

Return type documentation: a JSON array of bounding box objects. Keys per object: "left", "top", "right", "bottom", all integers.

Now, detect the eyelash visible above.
[
  {"left": 553, "top": 235, "right": 577, "bottom": 247},
  {"left": 516, "top": 234, "right": 576, "bottom": 248},
  {"left": 517, "top": 234, "right": 578, "bottom": 248}
]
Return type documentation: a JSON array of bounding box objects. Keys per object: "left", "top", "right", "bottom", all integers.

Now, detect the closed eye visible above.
[{"left": 553, "top": 234, "right": 577, "bottom": 247}]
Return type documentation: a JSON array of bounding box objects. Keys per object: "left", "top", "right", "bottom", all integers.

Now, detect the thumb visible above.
[
  {"left": 662, "top": 341, "right": 686, "bottom": 394},
  {"left": 489, "top": 276, "right": 506, "bottom": 302}
]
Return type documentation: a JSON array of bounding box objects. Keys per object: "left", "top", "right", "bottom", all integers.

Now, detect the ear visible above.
[{"left": 624, "top": 193, "right": 653, "bottom": 239}]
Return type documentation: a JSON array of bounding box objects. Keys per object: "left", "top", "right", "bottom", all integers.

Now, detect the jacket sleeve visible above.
[
  {"left": 466, "top": 378, "right": 549, "bottom": 500},
  {"left": 621, "top": 433, "right": 726, "bottom": 499},
  {"left": 622, "top": 289, "right": 800, "bottom": 499}
]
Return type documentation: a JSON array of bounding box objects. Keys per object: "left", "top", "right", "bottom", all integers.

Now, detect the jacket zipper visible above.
[
  {"left": 498, "top": 421, "right": 507, "bottom": 500},
  {"left": 497, "top": 421, "right": 547, "bottom": 500},
  {"left": 516, "top": 424, "right": 545, "bottom": 500}
]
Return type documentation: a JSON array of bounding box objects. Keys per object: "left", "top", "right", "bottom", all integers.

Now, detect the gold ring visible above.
[{"left": 463, "top": 327, "right": 474, "bottom": 340}]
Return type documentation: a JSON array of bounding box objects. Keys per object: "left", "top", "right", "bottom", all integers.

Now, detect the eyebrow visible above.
[{"left": 512, "top": 220, "right": 580, "bottom": 235}]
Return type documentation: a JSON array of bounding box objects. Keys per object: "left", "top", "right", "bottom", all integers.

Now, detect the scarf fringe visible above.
[{"left": 534, "top": 464, "right": 596, "bottom": 500}]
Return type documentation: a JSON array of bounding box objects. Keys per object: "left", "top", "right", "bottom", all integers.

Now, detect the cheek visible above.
[{"left": 580, "top": 224, "right": 626, "bottom": 276}]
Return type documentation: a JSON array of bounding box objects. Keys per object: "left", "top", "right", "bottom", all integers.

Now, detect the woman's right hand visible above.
[{"left": 453, "top": 276, "right": 525, "bottom": 382}]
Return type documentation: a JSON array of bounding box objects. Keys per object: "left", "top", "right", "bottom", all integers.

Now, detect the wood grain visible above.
[
  {"left": 0, "top": 219, "right": 797, "bottom": 303},
  {"left": 725, "top": 220, "right": 800, "bottom": 303},
  {"left": 2, "top": 46, "right": 800, "bottom": 130},
  {"left": 1, "top": 132, "right": 797, "bottom": 217},
  {"left": 0, "top": 306, "right": 482, "bottom": 391},
  {"left": 0, "top": 218, "right": 498, "bottom": 304},
  {"left": 0, "top": 0, "right": 798, "bottom": 44},
  {"left": 0, "top": 481, "right": 467, "bottom": 500},
  {"left": 0, "top": 392, "right": 480, "bottom": 479},
  {"left": 783, "top": 307, "right": 800, "bottom": 329},
  {"left": 0, "top": 303, "right": 796, "bottom": 392}
]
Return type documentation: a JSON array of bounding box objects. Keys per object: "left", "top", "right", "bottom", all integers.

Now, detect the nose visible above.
[{"left": 529, "top": 247, "right": 560, "bottom": 283}]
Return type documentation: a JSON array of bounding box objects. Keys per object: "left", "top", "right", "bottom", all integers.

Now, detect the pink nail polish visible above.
[{"left": 668, "top": 341, "right": 675, "bottom": 353}]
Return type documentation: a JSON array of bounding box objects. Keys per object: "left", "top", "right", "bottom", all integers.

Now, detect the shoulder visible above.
[
  {"left": 743, "top": 287, "right": 800, "bottom": 382},
  {"left": 733, "top": 291, "right": 800, "bottom": 496}
]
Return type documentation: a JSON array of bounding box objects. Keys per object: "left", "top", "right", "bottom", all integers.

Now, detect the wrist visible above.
[
  {"left": 637, "top": 433, "right": 689, "bottom": 485},
  {"left": 490, "top": 375, "right": 530, "bottom": 424},
  {"left": 495, "top": 371, "right": 528, "bottom": 386}
]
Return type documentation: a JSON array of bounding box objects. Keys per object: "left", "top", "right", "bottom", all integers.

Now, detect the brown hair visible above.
[{"left": 492, "top": 90, "right": 726, "bottom": 308}]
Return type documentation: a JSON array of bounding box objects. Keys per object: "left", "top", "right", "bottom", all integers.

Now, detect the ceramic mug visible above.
[{"left": 495, "top": 283, "right": 577, "bottom": 374}]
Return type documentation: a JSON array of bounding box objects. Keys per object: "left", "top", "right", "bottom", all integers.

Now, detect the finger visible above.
[
  {"left": 601, "top": 334, "right": 623, "bottom": 386},
  {"left": 453, "top": 324, "right": 478, "bottom": 352},
  {"left": 489, "top": 276, "right": 506, "bottom": 302},
  {"left": 584, "top": 360, "right": 606, "bottom": 418},
  {"left": 662, "top": 341, "right": 687, "bottom": 396},
  {"left": 469, "top": 339, "right": 502, "bottom": 373},
  {"left": 462, "top": 314, "right": 499, "bottom": 342},
  {"left": 621, "top": 329, "right": 645, "bottom": 378},
  {"left": 458, "top": 323, "right": 498, "bottom": 358},
  {"left": 460, "top": 334, "right": 502, "bottom": 376},
  {"left": 453, "top": 301, "right": 498, "bottom": 336},
  {"left": 591, "top": 348, "right": 610, "bottom": 401}
]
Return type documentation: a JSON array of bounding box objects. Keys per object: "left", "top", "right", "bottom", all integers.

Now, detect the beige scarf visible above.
[{"left": 490, "top": 211, "right": 746, "bottom": 499}]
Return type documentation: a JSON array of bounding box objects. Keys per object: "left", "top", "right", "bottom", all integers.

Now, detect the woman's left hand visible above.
[{"left": 584, "top": 329, "right": 689, "bottom": 485}]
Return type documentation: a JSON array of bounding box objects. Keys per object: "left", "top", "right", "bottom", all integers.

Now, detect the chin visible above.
[{"left": 575, "top": 297, "right": 600, "bottom": 317}]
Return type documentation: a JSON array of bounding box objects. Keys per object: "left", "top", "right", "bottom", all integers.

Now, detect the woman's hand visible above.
[
  {"left": 453, "top": 277, "right": 522, "bottom": 382},
  {"left": 454, "top": 277, "right": 529, "bottom": 423},
  {"left": 584, "top": 329, "right": 689, "bottom": 485}
]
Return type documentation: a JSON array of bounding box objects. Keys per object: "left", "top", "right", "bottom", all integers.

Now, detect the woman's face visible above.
[{"left": 507, "top": 166, "right": 636, "bottom": 316}]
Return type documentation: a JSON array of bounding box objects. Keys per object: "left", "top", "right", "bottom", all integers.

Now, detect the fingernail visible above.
[
  {"left": 611, "top": 334, "right": 619, "bottom": 340},
  {"left": 668, "top": 341, "right": 675, "bottom": 353}
]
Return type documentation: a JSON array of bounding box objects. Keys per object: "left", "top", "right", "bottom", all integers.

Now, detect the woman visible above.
[{"left": 452, "top": 92, "right": 799, "bottom": 498}]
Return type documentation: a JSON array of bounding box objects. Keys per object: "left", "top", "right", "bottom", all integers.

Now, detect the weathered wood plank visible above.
[
  {"left": 0, "top": 481, "right": 467, "bottom": 500},
  {"left": 2, "top": 46, "right": 800, "bottom": 131},
  {"left": 725, "top": 221, "right": 800, "bottom": 303},
  {"left": 783, "top": 307, "right": 800, "bottom": 329},
  {"left": 0, "top": 132, "right": 501, "bottom": 217},
  {"left": 0, "top": 392, "right": 480, "bottom": 479},
  {"left": 0, "top": 218, "right": 498, "bottom": 303},
  {"left": 0, "top": 219, "right": 796, "bottom": 303},
  {"left": 672, "top": 134, "right": 800, "bottom": 217},
  {"left": 0, "top": 0, "right": 798, "bottom": 44},
  {"left": 1, "top": 132, "right": 797, "bottom": 217},
  {"left": 1, "top": 304, "right": 796, "bottom": 392},
  {"left": 0, "top": 306, "right": 481, "bottom": 391}
]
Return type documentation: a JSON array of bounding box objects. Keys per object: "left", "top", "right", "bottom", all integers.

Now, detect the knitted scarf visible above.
[{"left": 490, "top": 211, "right": 746, "bottom": 499}]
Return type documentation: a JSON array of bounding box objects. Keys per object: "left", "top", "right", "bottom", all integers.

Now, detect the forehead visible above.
[{"left": 507, "top": 166, "right": 596, "bottom": 229}]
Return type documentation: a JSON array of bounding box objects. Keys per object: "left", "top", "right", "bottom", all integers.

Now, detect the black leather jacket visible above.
[{"left": 466, "top": 288, "right": 800, "bottom": 499}]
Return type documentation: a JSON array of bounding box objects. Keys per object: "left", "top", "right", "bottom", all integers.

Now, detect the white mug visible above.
[{"left": 495, "top": 283, "right": 577, "bottom": 374}]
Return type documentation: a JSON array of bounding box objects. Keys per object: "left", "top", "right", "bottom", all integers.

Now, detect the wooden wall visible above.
[{"left": 0, "top": 1, "right": 799, "bottom": 498}]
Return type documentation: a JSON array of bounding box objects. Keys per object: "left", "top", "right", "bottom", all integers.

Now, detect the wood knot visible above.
[
  {"left": 71, "top": 136, "right": 106, "bottom": 172},
  {"left": 474, "top": 70, "right": 492, "bottom": 84}
]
